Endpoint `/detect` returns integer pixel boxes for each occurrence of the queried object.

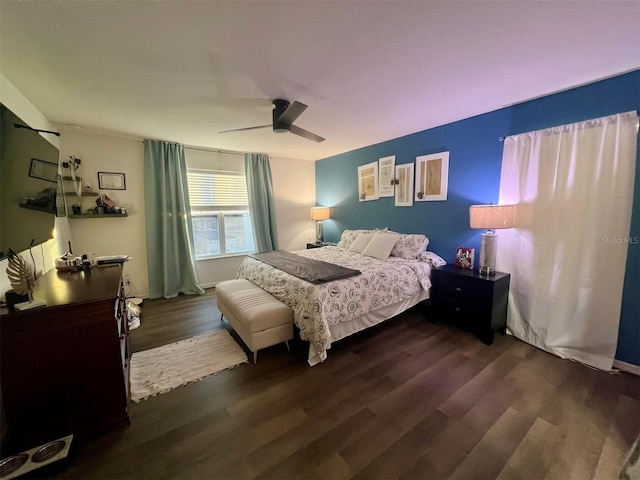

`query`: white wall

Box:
[270,156,317,249]
[0,76,60,149]
[0,74,71,300]
[57,129,148,297]
[188,150,316,288]
[58,132,316,294]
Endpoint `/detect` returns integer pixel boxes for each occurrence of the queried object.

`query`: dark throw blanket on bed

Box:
[250,250,360,284]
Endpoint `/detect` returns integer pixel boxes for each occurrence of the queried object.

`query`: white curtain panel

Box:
[497,111,638,370]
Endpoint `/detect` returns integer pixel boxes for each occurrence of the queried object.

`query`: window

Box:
[187,169,255,259]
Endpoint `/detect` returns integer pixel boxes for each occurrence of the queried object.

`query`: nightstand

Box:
[430,265,510,345]
[306,242,324,249]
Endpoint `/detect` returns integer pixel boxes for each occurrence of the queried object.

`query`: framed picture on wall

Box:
[394,163,414,207]
[415,151,449,201]
[28,158,58,183]
[98,172,126,190]
[378,155,396,197]
[358,161,379,202]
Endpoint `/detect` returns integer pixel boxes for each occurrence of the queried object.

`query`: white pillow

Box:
[349,233,373,253]
[417,251,447,267]
[361,232,401,260]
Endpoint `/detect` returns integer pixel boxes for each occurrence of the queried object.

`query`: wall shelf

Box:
[18,203,57,214]
[62,176,124,216]
[69,213,128,219]
[65,192,99,197]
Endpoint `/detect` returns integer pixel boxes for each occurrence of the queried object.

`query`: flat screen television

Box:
[0,104,64,259]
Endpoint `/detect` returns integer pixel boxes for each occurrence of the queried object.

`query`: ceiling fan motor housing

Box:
[218,98,323,142]
[272,99,291,133]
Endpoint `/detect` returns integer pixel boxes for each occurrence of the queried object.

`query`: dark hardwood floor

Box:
[43,289,638,480]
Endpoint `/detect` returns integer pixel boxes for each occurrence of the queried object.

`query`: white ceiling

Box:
[1,1,638,161]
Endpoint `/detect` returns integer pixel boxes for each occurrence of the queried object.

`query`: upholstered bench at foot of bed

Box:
[215,279,293,364]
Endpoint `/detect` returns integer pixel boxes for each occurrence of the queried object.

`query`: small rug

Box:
[130,330,248,402]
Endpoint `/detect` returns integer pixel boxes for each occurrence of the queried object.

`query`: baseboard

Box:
[124,286,215,300]
[613,359,640,376]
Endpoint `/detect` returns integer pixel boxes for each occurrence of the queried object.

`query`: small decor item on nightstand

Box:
[455,247,475,269]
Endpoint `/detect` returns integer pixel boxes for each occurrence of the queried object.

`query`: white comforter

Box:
[237,246,431,364]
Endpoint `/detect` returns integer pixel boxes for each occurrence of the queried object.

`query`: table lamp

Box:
[469,204,516,275]
[310,207,330,243]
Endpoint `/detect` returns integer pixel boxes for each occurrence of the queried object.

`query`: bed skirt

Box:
[308,288,430,366]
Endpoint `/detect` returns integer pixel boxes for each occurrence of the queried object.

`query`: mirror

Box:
[0,104,63,259]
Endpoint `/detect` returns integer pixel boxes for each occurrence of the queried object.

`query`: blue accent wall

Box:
[315,70,639,366]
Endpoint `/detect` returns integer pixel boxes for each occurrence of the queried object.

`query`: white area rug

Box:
[130,330,248,402]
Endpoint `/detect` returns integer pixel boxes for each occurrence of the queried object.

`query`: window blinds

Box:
[187,170,248,208]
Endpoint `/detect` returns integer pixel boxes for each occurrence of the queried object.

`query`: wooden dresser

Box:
[0,265,130,453]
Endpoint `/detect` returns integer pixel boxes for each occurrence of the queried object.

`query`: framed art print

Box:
[358,161,379,202]
[378,155,396,198]
[394,162,414,207]
[415,151,449,201]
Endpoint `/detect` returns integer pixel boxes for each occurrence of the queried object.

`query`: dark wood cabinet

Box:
[0,265,130,453]
[306,242,324,249]
[430,265,510,345]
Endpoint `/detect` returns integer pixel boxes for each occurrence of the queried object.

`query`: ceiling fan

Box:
[219,99,325,143]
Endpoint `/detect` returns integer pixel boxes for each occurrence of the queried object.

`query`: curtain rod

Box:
[140,139,245,157]
[184,145,245,156]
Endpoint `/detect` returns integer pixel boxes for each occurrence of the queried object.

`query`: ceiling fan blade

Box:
[277,101,308,125]
[289,124,325,143]
[218,124,271,134]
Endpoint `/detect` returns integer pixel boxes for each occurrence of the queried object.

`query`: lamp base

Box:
[479,266,495,276]
[479,231,498,275]
[315,221,324,243]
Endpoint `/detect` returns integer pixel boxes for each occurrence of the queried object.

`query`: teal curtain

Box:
[244,153,279,252]
[144,140,204,299]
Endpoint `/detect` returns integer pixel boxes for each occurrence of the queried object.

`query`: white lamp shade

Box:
[469,204,516,230]
[310,207,330,221]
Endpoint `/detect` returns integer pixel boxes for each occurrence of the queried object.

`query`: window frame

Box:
[187,169,255,260]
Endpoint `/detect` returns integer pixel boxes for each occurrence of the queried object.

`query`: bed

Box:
[236,229,441,365]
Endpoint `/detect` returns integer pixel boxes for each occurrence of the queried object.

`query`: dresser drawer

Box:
[433,272,490,302]
[432,295,498,345]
